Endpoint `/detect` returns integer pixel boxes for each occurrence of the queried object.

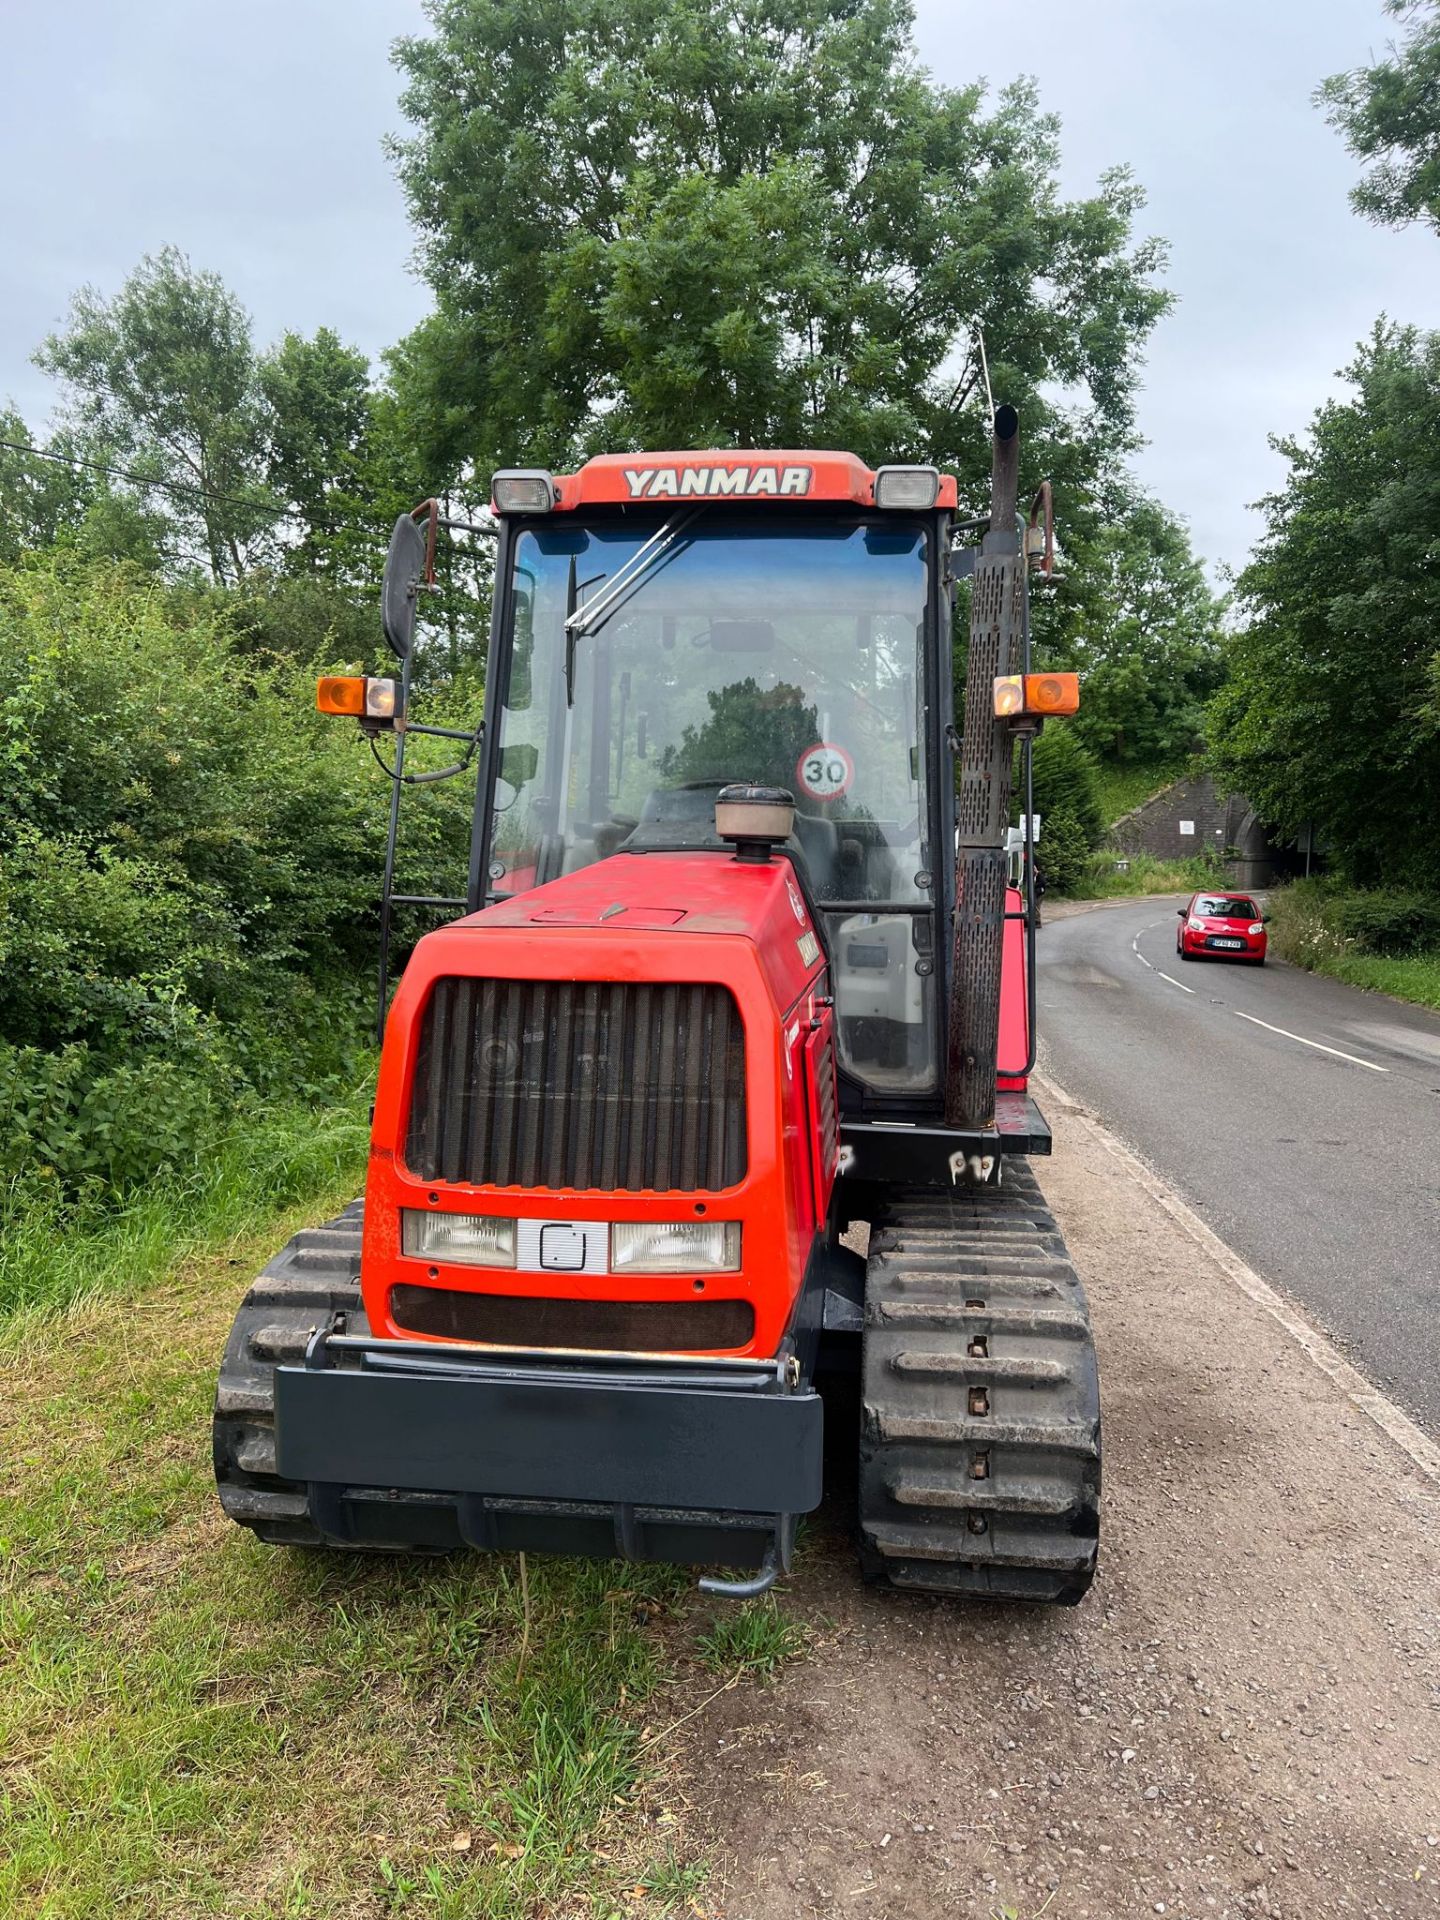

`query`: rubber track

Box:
[859,1161,1100,1603]
[212,1201,366,1546]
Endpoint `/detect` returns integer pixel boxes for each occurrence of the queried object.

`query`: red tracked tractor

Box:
[214,408,1100,1602]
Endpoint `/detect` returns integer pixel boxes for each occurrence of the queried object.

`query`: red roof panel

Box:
[547,449,958,511]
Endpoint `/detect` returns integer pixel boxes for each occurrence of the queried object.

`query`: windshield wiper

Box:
[564,505,702,652]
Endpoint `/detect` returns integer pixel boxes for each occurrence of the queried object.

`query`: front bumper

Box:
[273,1334,823,1571]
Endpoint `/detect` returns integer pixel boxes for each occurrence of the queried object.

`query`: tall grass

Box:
[0,1086,370,1325]
[1057,850,1225,900]
[0,1223,765,1917]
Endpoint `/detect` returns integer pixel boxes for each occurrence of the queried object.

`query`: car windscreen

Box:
[1196,897,1257,919]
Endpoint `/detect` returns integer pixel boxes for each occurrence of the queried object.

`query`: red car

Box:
[1176,891,1268,965]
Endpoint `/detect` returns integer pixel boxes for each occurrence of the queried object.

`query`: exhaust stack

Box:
[946,405,1025,1129]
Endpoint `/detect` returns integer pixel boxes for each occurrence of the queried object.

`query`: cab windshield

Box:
[489,513,938,1091]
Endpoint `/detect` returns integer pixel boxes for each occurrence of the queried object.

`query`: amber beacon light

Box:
[993,671,1080,719]
[316,675,398,723]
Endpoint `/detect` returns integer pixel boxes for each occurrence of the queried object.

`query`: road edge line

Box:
[1033,1067,1440,1488]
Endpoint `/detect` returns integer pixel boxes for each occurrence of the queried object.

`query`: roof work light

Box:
[993,672,1080,719]
[491,468,557,513]
[873,465,940,510]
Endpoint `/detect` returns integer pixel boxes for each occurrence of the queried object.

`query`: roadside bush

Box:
[1268,879,1440,964]
[0,552,474,1209]
[1266,878,1440,1010]
[1330,889,1440,955]
[1068,849,1226,900]
[1019,727,1104,895]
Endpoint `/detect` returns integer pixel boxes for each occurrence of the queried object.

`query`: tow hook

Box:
[698,1545,780,1600]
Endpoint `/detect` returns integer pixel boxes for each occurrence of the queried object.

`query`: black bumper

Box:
[272,1336,823,1570]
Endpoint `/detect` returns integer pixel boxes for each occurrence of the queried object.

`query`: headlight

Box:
[1188,916,1205,932]
[364,677,397,720]
[1249,922,1264,936]
[610,1221,741,1274]
[402,1210,516,1267]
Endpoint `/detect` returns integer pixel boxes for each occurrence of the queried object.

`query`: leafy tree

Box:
[1320,2,1440,235]
[36,248,279,583]
[662,678,820,789]
[71,487,170,572]
[35,250,393,590]
[1040,486,1227,766]
[1208,322,1440,889]
[258,327,377,580]
[0,410,91,564]
[389,0,1170,496]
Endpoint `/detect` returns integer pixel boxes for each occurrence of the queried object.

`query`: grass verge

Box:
[0,1088,371,1322]
[0,1196,805,1917]
[1265,881,1440,1012]
[1293,950,1440,1008]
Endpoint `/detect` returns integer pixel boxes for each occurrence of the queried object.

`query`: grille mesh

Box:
[814,1028,838,1172]
[405,978,747,1192]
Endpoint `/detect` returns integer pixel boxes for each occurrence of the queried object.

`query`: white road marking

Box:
[1134,924,1194,992]
[1233,1010,1388,1072]
[1034,1069,1440,1487]
[1135,923,1389,1049]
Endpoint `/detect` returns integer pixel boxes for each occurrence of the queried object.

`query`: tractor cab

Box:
[482,452,955,1099]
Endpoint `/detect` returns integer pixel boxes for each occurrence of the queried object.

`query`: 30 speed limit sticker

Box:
[796,742,854,801]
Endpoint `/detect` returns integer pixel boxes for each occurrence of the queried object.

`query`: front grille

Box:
[390,1284,754,1352]
[405,978,747,1192]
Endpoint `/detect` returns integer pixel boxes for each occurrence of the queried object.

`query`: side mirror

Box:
[382,508,432,660]
[1176,907,1185,918]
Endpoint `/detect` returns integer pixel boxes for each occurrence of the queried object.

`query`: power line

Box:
[3,434,501,551]
[2,433,500,568]
[0,433,330,526]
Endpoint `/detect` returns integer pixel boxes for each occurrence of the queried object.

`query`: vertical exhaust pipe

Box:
[946,405,1024,1129]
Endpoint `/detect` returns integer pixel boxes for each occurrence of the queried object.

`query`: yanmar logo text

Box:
[624,464,813,500]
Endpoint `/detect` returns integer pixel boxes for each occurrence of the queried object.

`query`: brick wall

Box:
[1109,774,1281,887]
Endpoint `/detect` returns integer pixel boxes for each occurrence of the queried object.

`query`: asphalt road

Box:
[1036,896,1440,1433]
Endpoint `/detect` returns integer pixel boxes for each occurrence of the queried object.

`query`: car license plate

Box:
[1212,937,1243,949]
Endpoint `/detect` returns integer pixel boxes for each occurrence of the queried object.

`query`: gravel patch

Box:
[684,1099,1440,1918]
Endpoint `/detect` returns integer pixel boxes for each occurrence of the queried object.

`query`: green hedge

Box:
[1265,879,1440,1011]
[1267,879,1440,965]
[0,553,472,1210]
[1017,727,1104,896]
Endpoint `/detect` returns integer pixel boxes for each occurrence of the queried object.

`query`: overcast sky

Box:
[3,0,1437,578]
